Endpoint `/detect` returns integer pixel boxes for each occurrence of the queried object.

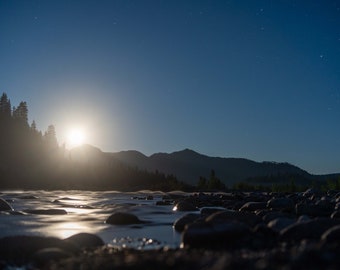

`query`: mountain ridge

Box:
[68,145,339,186]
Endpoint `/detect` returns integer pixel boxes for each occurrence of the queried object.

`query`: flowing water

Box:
[0,190,193,249]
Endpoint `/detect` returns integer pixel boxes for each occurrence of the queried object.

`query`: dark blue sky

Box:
[1,0,339,174]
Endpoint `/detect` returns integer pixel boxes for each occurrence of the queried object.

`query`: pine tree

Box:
[13,101,28,124]
[44,124,58,148]
[0,93,11,117]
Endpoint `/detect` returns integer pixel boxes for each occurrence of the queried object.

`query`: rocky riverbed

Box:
[0,188,340,269]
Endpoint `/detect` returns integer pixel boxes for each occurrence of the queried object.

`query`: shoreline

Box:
[1,188,340,269]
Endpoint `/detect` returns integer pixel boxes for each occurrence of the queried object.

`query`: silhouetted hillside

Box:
[112,148,326,186]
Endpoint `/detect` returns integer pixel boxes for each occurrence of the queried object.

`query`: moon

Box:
[67,128,86,148]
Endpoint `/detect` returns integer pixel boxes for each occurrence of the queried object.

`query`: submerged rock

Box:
[24,209,67,215]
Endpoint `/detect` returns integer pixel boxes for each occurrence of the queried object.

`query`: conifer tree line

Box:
[0,92,58,145]
[0,92,189,191]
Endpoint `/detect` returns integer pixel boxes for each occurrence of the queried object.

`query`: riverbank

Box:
[1,188,340,269]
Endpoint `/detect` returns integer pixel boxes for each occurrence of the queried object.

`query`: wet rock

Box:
[64,233,104,248]
[20,195,39,200]
[267,197,294,211]
[173,201,198,211]
[173,213,201,232]
[0,198,13,211]
[24,209,67,215]
[239,202,267,212]
[106,212,145,225]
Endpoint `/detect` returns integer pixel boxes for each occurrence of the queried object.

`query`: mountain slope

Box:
[112,148,311,185]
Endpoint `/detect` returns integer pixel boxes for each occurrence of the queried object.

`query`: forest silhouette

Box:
[0,92,189,191]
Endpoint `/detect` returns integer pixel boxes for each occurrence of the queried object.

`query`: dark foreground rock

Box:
[2,241,338,270]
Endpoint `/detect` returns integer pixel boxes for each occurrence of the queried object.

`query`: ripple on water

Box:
[0,190,184,248]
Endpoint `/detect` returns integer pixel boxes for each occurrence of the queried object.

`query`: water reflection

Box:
[0,190,183,248]
[49,222,94,239]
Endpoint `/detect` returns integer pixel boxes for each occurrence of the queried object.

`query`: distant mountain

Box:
[110,148,311,186]
[69,145,339,187]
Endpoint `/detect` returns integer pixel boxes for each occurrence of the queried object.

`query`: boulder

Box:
[64,233,104,248]
[321,225,340,244]
[182,220,252,249]
[32,248,72,267]
[280,218,340,242]
[267,198,294,211]
[106,212,145,225]
[206,210,261,227]
[267,217,296,232]
[173,213,201,232]
[239,202,267,212]
[0,235,78,263]
[173,201,198,211]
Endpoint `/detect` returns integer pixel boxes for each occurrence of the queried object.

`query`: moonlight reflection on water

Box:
[0,190,185,249]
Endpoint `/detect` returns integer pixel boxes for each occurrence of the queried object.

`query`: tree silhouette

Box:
[44,124,58,148]
[13,101,28,125]
[0,93,11,117]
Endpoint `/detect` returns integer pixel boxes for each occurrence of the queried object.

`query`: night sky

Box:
[1,0,339,174]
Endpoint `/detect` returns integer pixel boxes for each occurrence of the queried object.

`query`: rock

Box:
[173,213,201,232]
[0,198,13,211]
[239,202,267,212]
[106,212,145,225]
[303,188,322,198]
[267,217,296,232]
[24,209,67,215]
[173,201,198,211]
[32,248,72,266]
[267,198,294,211]
[200,207,226,216]
[262,211,292,223]
[321,225,340,244]
[280,218,340,242]
[296,202,333,217]
[330,210,340,219]
[297,215,312,223]
[20,195,39,199]
[206,210,262,227]
[181,220,252,249]
[64,233,104,248]
[0,236,78,263]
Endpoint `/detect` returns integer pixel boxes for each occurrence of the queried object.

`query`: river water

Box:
[0,190,194,249]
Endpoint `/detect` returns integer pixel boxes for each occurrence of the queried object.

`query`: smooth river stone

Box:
[106,212,145,225]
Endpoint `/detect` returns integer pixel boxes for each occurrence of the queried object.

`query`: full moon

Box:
[67,128,86,148]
